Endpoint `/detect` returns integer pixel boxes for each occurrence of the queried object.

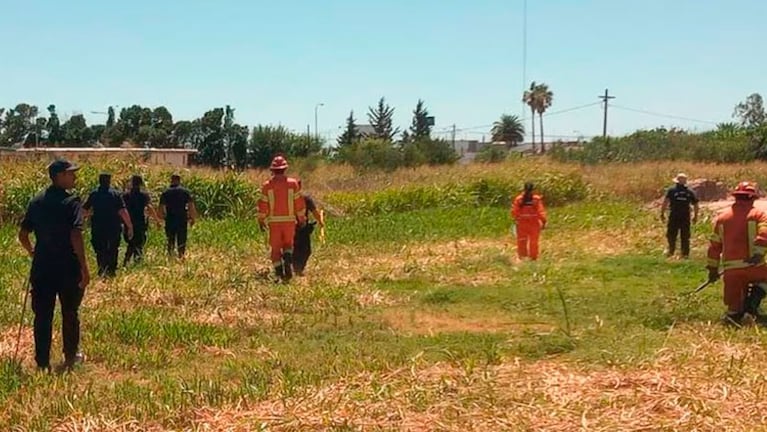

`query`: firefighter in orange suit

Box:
[511,182,547,260]
[258,156,306,281]
[707,181,767,326]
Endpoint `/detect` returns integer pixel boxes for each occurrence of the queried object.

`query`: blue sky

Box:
[1,0,765,143]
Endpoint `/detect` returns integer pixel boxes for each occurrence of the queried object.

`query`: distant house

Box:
[355,124,377,139]
[8,147,198,167]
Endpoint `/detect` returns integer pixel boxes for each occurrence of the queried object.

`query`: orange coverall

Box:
[257,175,306,267]
[707,201,767,313]
[511,193,547,260]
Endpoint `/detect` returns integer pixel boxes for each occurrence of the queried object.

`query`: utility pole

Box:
[451,124,456,151]
[599,89,615,139]
[314,103,324,144]
[521,0,527,117]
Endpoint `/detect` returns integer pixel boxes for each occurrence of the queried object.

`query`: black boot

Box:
[721,311,745,327]
[282,252,293,281]
[745,284,766,316]
[274,264,285,282]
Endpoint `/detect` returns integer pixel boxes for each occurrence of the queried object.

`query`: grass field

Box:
[1,159,767,430]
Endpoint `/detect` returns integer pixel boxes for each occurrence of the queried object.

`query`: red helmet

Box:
[733,181,758,197]
[270,155,289,170]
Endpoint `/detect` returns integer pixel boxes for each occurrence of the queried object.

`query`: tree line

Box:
[0,83,558,169]
[551,92,767,164]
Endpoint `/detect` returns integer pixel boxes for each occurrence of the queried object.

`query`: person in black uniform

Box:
[123,175,160,266]
[661,173,700,259]
[83,173,133,277]
[17,159,91,372]
[292,180,325,276]
[159,174,197,259]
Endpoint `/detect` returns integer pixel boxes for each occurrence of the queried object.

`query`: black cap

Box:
[47,159,80,178]
[99,172,112,179]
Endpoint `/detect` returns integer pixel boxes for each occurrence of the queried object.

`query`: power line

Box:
[432,101,602,135]
[542,101,602,118]
[610,104,719,125]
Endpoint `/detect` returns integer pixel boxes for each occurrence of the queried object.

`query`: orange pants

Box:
[723,265,767,312]
[268,222,296,266]
[516,223,541,260]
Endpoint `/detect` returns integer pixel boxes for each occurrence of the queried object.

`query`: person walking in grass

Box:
[83,173,133,278]
[123,174,160,266]
[510,182,547,261]
[18,159,90,372]
[258,155,306,282]
[661,173,699,259]
[159,174,197,259]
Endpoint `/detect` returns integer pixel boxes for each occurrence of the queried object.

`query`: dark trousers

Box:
[667,216,691,257]
[165,219,188,257]
[293,223,315,272]
[31,281,83,368]
[124,225,147,265]
[91,230,121,277]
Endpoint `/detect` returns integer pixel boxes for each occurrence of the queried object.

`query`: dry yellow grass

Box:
[41,325,757,432]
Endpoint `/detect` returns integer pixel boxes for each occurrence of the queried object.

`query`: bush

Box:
[326,171,588,217]
[474,146,509,163]
[337,138,458,171]
[550,128,761,164]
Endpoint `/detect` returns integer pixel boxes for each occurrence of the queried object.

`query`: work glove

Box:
[707,267,720,283]
[746,253,764,265]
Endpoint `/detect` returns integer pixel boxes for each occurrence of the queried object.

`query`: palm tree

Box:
[533,83,553,153]
[522,82,537,153]
[715,122,743,139]
[491,114,525,148]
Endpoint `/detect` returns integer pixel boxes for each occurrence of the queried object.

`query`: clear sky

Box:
[1,0,765,143]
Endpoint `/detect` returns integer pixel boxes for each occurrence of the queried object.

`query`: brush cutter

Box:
[688,270,724,295]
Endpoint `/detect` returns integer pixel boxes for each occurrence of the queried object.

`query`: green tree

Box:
[192,108,226,167]
[230,124,249,169]
[522,81,537,153]
[367,97,400,142]
[46,105,63,145]
[89,124,106,144]
[491,114,525,147]
[170,120,194,148]
[409,99,432,141]
[223,105,249,168]
[1,103,39,147]
[336,110,359,149]
[533,83,553,153]
[248,125,321,168]
[61,114,89,146]
[152,106,174,131]
[734,93,766,128]
[106,106,116,128]
[416,138,458,165]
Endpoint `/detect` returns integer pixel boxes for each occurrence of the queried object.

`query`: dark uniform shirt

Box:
[20,186,84,283]
[665,184,698,219]
[83,187,126,233]
[123,190,151,229]
[160,185,193,222]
